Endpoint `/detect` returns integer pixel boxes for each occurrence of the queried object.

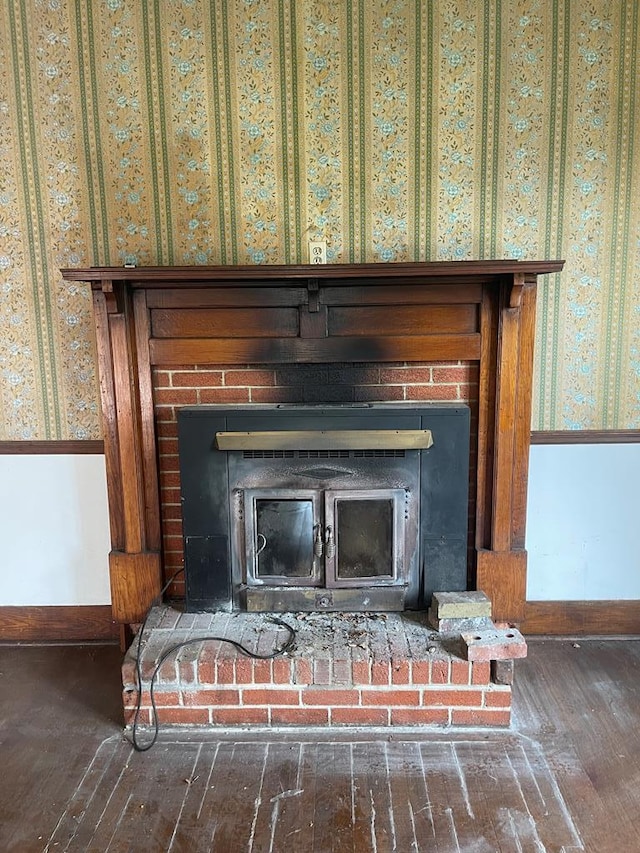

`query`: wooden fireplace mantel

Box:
[62,260,564,624]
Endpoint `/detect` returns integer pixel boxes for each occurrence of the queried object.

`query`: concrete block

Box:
[461,627,527,662]
[432,591,492,620]
[491,659,516,685]
[427,610,495,634]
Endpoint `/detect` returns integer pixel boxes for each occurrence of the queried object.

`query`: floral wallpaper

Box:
[0,0,638,439]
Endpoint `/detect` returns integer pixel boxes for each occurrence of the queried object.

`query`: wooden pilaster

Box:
[475,272,535,621]
[93,281,161,623]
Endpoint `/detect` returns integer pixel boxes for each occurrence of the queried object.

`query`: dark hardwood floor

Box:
[0,638,638,852]
[513,638,640,852]
[0,644,123,852]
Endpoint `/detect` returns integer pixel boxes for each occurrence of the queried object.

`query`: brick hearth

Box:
[124,607,511,729]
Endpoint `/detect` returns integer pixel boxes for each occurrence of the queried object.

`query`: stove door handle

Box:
[255,533,267,557]
[325,525,335,560]
[314,524,324,558]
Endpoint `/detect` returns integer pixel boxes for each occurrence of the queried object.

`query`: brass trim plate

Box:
[216,429,433,451]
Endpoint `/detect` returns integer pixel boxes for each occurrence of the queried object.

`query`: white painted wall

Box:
[526,442,640,600]
[0,443,638,606]
[0,454,111,605]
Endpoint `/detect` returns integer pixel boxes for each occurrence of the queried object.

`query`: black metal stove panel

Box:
[178,404,470,612]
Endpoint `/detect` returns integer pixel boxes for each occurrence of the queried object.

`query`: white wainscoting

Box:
[0,444,638,606]
[526,442,640,600]
[0,454,110,605]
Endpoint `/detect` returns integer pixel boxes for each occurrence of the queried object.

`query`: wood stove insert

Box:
[177,403,470,612]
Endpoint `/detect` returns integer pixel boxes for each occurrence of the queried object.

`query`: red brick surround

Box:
[153,361,479,595]
[124,608,511,729]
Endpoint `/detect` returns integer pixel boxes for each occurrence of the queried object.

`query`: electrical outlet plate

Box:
[309,240,327,264]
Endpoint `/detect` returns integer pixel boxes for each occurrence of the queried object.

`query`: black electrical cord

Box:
[129,570,296,752]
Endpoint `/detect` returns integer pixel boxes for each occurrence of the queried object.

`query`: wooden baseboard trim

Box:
[530,430,640,445]
[0,440,105,455]
[0,605,118,642]
[522,600,640,635]
[2,601,637,640]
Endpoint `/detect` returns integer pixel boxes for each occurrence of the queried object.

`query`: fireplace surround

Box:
[61,259,564,628]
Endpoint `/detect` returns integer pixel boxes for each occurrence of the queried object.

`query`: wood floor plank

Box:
[38,734,595,852]
[44,738,131,852]
[384,741,429,852]
[249,741,307,853]
[264,742,307,851]
[419,741,475,850]
[0,646,123,853]
[467,740,557,853]
[164,742,224,853]
[308,742,354,853]
[199,740,272,852]
[514,639,640,851]
[327,743,357,853]
[449,742,504,852]
[348,742,383,850]
[107,743,204,853]
[222,742,270,851]
[362,741,399,851]
[396,741,439,851]
[344,742,372,852]
[508,741,584,851]
[65,743,138,851]
[282,741,320,852]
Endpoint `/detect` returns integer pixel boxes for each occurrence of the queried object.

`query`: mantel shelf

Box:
[62,258,564,285]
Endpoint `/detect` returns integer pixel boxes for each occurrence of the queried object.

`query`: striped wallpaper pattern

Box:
[0,0,638,438]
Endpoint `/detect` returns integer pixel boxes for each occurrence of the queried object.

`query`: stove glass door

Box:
[245,490,321,586]
[324,489,405,588]
[244,488,406,592]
